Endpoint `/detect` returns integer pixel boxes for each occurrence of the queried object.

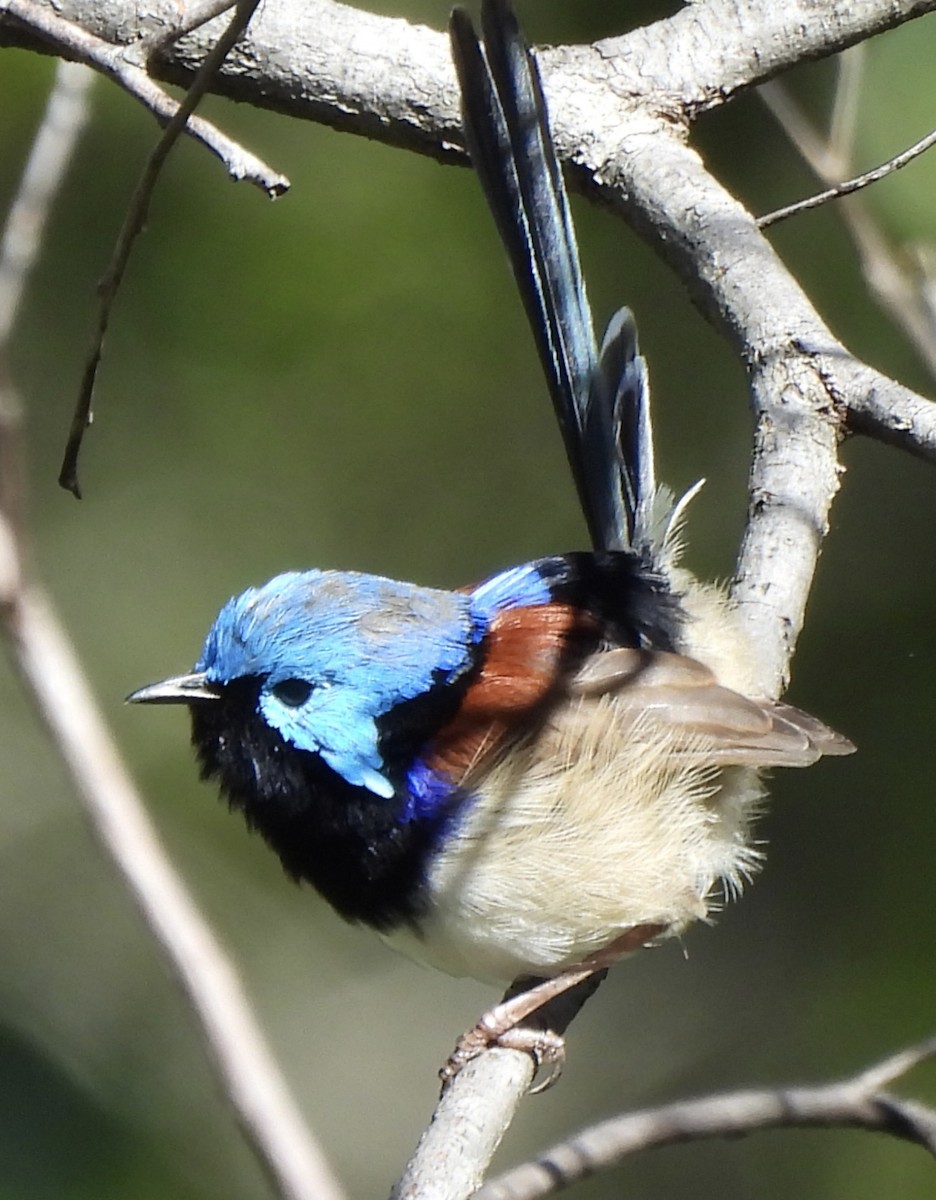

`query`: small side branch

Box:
[478,1036,936,1200]
[820,354,936,461]
[2,0,288,195]
[759,74,936,384]
[758,122,936,229]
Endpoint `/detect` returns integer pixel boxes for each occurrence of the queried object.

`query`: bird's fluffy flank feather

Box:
[387,697,764,983]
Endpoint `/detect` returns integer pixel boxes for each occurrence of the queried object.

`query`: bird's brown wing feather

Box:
[570,647,855,767]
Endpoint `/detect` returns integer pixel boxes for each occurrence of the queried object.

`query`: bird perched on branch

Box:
[130,0,852,1087]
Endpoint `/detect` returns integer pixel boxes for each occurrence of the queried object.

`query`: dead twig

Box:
[478,1036,936,1200]
[57,0,284,498]
[759,70,936,383]
[758,122,936,229]
[1,0,288,196]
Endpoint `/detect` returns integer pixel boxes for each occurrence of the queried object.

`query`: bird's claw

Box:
[439,1023,566,1095]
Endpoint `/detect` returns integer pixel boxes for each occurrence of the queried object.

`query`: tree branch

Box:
[569,120,847,695]
[761,76,936,385]
[0,61,342,1200]
[826,355,936,460]
[0,0,289,194]
[476,1036,936,1200]
[5,3,936,1197]
[3,2,936,156]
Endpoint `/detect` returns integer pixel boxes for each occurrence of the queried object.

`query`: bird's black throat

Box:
[189,677,465,932]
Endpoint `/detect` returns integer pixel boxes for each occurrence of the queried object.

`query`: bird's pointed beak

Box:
[127,672,221,705]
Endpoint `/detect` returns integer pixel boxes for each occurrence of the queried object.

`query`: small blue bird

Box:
[130,0,852,1083]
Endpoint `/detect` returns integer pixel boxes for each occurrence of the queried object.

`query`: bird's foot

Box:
[438,968,588,1095]
[438,925,667,1096]
[440,1015,566,1095]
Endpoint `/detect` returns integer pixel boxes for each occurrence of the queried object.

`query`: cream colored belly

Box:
[383,697,763,984]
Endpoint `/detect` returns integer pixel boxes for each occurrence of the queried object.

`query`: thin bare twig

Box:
[478,1036,936,1200]
[762,53,936,380]
[58,0,277,498]
[760,79,936,383]
[1,0,289,196]
[758,121,936,228]
[0,60,344,1200]
[759,60,936,452]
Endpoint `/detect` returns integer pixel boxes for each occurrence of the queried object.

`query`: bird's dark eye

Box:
[270,678,313,707]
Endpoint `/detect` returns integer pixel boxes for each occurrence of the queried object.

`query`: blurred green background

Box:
[1,1,935,1197]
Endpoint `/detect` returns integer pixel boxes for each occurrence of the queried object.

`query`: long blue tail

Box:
[449,0,657,555]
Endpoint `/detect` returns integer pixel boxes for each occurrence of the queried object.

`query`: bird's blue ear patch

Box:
[198,568,484,802]
[259,681,396,799]
[469,562,552,619]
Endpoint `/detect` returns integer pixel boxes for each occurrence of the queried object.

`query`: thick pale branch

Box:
[0,55,339,1200]
[565,0,936,121]
[1,582,346,1200]
[3,2,936,154]
[392,1051,535,1200]
[393,976,607,1200]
